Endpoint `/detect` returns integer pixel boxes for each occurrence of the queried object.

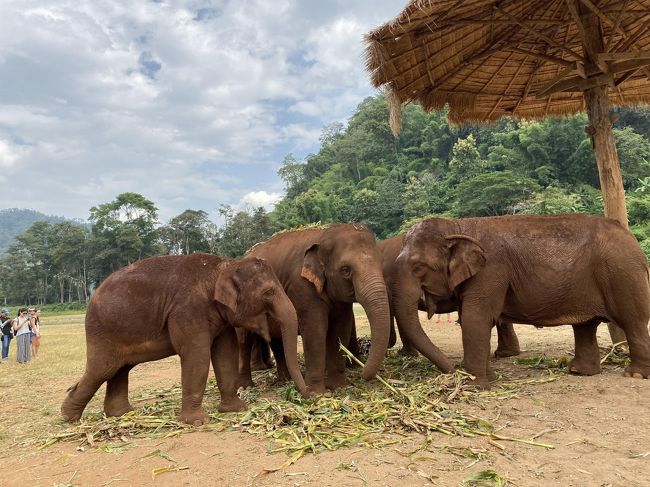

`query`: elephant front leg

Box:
[299,306,329,395]
[236,331,255,389]
[569,321,601,376]
[269,338,290,383]
[459,306,494,389]
[494,322,521,358]
[178,337,212,425]
[325,306,353,390]
[212,327,248,413]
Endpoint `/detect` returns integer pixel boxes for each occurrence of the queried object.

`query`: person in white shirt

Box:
[13,308,33,364]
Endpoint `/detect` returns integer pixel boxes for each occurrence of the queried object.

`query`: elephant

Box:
[241,224,391,394]
[61,254,308,425]
[377,235,521,366]
[399,214,650,388]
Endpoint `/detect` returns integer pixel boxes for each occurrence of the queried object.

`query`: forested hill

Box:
[0,208,68,253]
[271,95,650,253]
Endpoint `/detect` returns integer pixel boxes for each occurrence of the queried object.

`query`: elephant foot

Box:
[104,401,134,418]
[465,377,491,390]
[624,364,650,379]
[568,358,601,376]
[218,397,248,413]
[325,373,348,391]
[494,347,520,358]
[61,403,83,423]
[251,360,274,372]
[399,346,419,357]
[178,408,210,426]
[306,382,328,395]
[237,376,255,389]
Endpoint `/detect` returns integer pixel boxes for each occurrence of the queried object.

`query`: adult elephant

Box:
[378,235,521,364]
[399,214,650,388]
[243,224,391,394]
[61,254,307,425]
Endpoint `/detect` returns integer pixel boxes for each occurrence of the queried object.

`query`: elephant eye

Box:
[412,263,427,276]
[340,266,351,278]
[263,288,275,300]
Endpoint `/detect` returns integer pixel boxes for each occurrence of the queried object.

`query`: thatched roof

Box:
[365,0,650,132]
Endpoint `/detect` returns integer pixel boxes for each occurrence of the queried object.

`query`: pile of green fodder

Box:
[41,349,560,469]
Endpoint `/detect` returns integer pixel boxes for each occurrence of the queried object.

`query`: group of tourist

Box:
[1,307,41,364]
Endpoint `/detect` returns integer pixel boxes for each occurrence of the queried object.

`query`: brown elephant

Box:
[378,235,521,366]
[61,254,307,425]
[399,214,650,388]
[242,224,391,394]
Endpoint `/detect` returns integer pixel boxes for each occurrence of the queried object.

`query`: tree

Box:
[89,193,161,278]
[159,209,217,255]
[454,172,540,217]
[448,134,486,181]
[217,206,275,258]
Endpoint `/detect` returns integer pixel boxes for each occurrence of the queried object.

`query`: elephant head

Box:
[214,257,308,396]
[399,221,486,317]
[300,224,390,380]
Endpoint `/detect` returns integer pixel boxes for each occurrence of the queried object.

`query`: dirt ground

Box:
[1,311,649,487]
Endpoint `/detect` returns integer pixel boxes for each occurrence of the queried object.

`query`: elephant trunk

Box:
[354,273,391,380]
[392,278,454,373]
[272,293,309,397]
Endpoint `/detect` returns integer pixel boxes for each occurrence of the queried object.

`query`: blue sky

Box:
[0,0,405,223]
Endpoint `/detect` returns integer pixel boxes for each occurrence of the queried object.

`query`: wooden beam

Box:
[565,0,594,57]
[536,64,581,97]
[578,0,627,38]
[536,72,615,97]
[432,18,569,27]
[504,47,574,67]
[605,0,630,51]
[494,6,585,62]
[596,51,650,62]
[606,57,650,75]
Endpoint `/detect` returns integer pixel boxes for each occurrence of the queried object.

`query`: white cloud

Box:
[0,0,406,221]
[237,191,282,211]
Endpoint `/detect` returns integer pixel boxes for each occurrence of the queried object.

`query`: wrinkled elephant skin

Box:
[400,214,650,388]
[244,224,391,394]
[61,254,307,424]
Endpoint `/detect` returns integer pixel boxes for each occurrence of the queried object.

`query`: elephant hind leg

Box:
[569,320,601,376]
[61,364,122,422]
[617,319,650,379]
[494,322,521,358]
[104,365,135,417]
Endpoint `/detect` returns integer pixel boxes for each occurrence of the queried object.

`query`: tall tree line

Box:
[1,94,648,304]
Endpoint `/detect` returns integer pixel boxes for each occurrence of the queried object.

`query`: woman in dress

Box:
[12,308,32,364]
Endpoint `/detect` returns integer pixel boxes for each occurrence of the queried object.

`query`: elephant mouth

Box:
[422,287,445,299]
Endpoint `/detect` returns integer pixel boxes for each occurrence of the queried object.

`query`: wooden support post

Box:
[580,7,628,345]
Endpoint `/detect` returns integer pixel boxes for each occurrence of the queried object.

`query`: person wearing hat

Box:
[12,308,32,364]
[1,308,12,363]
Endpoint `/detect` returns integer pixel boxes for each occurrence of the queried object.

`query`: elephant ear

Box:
[214,263,239,313]
[446,235,486,290]
[301,243,325,293]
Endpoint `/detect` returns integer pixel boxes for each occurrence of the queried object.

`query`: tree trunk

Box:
[580,8,628,345]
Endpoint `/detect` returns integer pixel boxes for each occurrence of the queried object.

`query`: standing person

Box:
[12,308,32,364]
[1,308,12,363]
[31,309,41,359]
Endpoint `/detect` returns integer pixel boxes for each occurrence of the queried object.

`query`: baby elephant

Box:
[61,254,307,425]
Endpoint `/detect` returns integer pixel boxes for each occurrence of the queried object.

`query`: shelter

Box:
[365,0,650,228]
[365,0,650,343]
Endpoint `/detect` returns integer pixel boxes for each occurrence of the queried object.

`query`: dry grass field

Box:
[1,310,649,487]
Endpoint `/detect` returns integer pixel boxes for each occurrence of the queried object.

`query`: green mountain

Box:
[0,208,69,253]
